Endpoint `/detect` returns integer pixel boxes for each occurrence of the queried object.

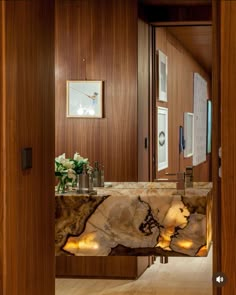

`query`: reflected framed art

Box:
[184,112,194,158]
[207,100,212,154]
[157,50,168,102]
[157,107,168,171]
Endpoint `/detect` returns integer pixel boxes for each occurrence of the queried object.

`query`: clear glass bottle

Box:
[100,164,104,187]
[79,163,89,193]
[88,167,94,192]
[93,161,101,187]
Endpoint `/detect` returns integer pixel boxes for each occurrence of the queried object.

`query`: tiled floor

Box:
[55,247,212,295]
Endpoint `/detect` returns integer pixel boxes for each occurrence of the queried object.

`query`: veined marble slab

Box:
[55,182,212,257]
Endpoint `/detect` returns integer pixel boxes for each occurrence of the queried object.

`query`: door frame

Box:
[149,11,221,295]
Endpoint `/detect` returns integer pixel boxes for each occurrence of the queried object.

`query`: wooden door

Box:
[0,1,55,294]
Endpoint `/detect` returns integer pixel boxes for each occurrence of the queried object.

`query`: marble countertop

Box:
[102,181,213,189]
[55,181,212,197]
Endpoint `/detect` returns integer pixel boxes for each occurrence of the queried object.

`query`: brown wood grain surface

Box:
[138,19,150,181]
[220,1,236,294]
[0,0,55,294]
[0,1,233,294]
[155,27,211,181]
[167,26,212,73]
[55,0,138,182]
[56,256,150,279]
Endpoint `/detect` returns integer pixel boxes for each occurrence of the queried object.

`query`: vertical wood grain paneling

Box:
[220,1,236,294]
[138,19,150,181]
[155,27,211,180]
[167,26,212,74]
[1,1,55,294]
[55,0,138,181]
[56,256,150,279]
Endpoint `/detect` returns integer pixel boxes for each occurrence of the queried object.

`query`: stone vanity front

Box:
[55,182,212,257]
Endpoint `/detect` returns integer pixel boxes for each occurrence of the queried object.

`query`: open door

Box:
[0,1,55,294]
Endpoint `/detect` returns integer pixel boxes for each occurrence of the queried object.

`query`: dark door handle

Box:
[144,137,148,149]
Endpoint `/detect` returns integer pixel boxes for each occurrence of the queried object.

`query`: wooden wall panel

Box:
[1,1,55,294]
[138,19,150,181]
[220,1,236,294]
[155,27,211,181]
[56,256,150,279]
[55,0,138,181]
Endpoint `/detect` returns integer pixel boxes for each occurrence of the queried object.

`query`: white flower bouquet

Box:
[55,152,91,193]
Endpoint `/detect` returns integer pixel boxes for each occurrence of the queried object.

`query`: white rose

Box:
[63,160,74,169]
[55,153,66,164]
[74,152,84,162]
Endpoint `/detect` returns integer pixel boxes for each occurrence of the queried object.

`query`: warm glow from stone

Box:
[196,245,208,256]
[63,233,99,252]
[177,240,193,249]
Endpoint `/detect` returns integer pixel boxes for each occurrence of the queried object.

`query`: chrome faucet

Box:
[155,172,185,194]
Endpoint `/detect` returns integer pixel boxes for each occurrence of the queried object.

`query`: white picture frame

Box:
[66,80,103,118]
[157,107,168,171]
[158,50,168,102]
[207,100,212,154]
[184,112,194,158]
[193,73,207,165]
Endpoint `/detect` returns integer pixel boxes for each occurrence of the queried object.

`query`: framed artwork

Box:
[66,80,103,118]
[193,73,207,166]
[207,100,212,154]
[157,107,168,171]
[184,112,194,158]
[157,50,168,102]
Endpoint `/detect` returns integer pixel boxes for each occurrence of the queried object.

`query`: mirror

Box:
[55,22,213,184]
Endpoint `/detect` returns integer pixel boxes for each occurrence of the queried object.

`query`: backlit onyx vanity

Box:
[55,182,212,278]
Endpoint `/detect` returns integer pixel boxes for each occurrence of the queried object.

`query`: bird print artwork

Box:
[67,81,103,118]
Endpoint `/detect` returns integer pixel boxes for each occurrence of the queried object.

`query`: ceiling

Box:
[166,26,212,73]
[139,0,211,6]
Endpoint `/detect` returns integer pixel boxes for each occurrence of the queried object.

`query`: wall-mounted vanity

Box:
[55,182,212,277]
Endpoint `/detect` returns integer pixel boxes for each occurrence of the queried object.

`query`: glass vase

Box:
[57,177,67,193]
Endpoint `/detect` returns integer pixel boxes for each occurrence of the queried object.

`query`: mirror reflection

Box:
[155,26,212,183]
